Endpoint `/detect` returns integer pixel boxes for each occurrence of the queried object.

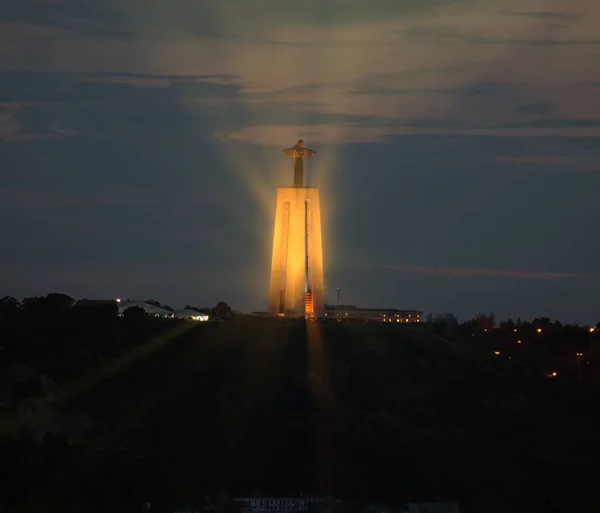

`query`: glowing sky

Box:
[2,0,600,322]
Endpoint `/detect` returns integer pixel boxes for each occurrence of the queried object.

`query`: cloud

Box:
[401,26,600,46]
[501,11,584,23]
[1,0,599,149]
[0,71,250,142]
[497,154,600,171]
[0,101,79,141]
[384,264,589,280]
[1,0,462,38]
[518,103,556,116]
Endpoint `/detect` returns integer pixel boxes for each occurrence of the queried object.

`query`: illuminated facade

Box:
[268,140,324,318]
[268,187,325,318]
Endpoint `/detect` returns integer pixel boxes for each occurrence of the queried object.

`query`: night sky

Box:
[1,0,599,323]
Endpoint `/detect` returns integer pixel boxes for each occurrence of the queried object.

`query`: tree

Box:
[123,306,147,322]
[499,318,515,332]
[21,293,74,318]
[472,312,495,332]
[211,302,233,320]
[0,296,20,316]
[72,300,118,324]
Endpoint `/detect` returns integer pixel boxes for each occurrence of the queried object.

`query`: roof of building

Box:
[118,301,173,316]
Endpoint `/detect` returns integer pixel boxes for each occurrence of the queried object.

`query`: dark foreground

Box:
[2,314,600,513]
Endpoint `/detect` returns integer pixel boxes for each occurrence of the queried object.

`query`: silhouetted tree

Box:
[123,306,147,322]
[499,318,515,332]
[72,300,118,324]
[0,296,20,316]
[211,302,233,320]
[472,312,495,332]
[21,293,74,318]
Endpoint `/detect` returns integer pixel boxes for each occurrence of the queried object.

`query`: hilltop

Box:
[2,310,600,513]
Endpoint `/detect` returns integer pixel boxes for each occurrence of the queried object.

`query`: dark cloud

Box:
[1,0,462,39]
[2,0,600,323]
[384,264,589,280]
[518,103,556,116]
[401,26,600,46]
[501,11,584,23]
[500,118,600,129]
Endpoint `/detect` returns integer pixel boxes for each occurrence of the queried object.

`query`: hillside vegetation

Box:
[2,309,600,513]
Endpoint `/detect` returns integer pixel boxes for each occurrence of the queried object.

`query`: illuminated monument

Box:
[268,140,325,318]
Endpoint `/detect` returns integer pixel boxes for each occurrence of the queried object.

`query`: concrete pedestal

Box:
[268,187,325,318]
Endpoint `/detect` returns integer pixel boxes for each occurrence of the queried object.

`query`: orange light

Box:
[494,351,500,355]
[550,371,557,377]
[513,329,517,332]
[590,327,596,333]
[517,340,522,344]
[537,328,542,333]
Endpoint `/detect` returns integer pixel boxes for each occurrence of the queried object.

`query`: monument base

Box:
[268,187,324,318]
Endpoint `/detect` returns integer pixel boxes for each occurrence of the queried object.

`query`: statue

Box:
[282,139,317,187]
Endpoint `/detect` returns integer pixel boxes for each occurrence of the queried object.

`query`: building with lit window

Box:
[324,305,422,323]
[116,300,174,318]
[233,495,322,513]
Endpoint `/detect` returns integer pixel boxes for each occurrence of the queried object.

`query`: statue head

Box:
[296,139,304,148]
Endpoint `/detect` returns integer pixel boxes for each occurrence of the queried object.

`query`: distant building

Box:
[403,502,460,513]
[363,503,391,513]
[174,309,209,321]
[117,300,173,318]
[324,305,422,323]
[233,495,323,513]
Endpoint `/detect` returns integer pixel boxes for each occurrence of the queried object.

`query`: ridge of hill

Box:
[2,315,600,513]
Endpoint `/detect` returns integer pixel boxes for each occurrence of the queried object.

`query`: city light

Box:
[517,340,522,344]
[537,328,542,333]
[494,351,501,355]
[549,371,558,378]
